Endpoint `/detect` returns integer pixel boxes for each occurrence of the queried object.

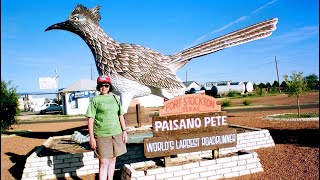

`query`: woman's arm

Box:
[88,117,96,149]
[119,115,128,143]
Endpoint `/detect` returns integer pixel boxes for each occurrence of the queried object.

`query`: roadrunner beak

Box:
[45,21,73,31]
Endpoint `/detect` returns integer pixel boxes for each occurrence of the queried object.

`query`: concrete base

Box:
[22,125,274,180]
[122,151,263,180]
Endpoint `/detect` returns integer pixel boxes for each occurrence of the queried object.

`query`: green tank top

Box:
[85,94,124,137]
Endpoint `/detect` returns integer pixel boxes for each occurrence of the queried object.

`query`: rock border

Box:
[122,150,263,180]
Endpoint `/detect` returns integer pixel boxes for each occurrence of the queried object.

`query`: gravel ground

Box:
[1,92,319,180]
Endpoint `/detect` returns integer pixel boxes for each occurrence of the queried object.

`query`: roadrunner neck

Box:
[76,24,121,76]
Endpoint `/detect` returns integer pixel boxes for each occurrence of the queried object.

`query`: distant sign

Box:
[39,77,58,90]
[68,91,95,102]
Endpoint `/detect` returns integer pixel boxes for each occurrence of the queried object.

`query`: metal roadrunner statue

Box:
[45,4,278,113]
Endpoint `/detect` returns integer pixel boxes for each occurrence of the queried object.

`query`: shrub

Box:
[227,90,238,97]
[255,87,263,96]
[221,99,232,107]
[242,99,253,106]
[1,80,20,133]
[270,86,278,94]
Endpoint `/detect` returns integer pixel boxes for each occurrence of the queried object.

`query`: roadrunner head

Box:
[45,4,116,76]
[45,4,101,34]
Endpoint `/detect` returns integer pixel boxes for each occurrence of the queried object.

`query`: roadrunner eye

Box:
[72,16,79,21]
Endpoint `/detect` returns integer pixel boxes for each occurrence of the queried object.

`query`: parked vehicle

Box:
[31,103,62,114]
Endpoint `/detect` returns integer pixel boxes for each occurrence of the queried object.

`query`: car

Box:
[31,103,62,114]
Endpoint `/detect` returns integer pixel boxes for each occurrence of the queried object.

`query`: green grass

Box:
[273,113,319,118]
[31,114,84,120]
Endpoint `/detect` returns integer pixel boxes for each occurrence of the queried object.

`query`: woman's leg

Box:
[107,157,117,180]
[99,158,108,180]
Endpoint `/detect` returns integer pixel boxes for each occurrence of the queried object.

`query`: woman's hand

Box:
[89,137,97,150]
[122,131,128,143]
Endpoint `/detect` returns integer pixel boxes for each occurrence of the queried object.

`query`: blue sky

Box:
[2,0,319,94]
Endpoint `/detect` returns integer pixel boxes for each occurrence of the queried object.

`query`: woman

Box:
[86,75,128,180]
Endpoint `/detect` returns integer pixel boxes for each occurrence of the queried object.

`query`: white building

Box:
[60,79,166,115]
[60,79,97,115]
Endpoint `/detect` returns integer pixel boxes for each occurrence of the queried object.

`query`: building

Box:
[60,79,97,115]
[60,79,166,115]
[183,81,202,92]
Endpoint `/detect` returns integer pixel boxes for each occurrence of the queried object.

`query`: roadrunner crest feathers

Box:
[45,4,278,113]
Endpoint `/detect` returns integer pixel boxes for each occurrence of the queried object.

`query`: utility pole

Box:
[185,70,188,82]
[54,68,60,103]
[54,68,59,88]
[275,56,281,93]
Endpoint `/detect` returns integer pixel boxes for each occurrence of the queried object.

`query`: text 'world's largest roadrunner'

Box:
[46,4,278,113]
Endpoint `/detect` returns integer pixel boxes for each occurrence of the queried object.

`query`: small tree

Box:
[280,81,288,91]
[255,87,263,96]
[303,73,319,90]
[265,82,271,93]
[283,71,308,117]
[272,80,279,88]
[270,86,278,94]
[258,82,266,89]
[1,80,20,133]
[272,80,280,93]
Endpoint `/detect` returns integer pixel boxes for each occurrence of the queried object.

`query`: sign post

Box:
[143,94,237,165]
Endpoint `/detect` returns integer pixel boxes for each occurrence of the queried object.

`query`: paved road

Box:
[17,117,87,124]
[17,103,318,124]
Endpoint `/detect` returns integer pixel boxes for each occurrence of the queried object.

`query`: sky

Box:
[1,0,319,94]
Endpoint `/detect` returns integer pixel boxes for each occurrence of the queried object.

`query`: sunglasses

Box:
[99,84,110,88]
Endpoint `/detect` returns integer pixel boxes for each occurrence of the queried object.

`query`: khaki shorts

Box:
[94,133,127,158]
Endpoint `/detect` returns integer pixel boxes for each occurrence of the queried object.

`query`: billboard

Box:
[39,77,58,90]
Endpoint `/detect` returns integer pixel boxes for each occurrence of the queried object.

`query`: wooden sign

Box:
[143,94,237,159]
[144,128,237,158]
[159,94,221,116]
[152,112,228,137]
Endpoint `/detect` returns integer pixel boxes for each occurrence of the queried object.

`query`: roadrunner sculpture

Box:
[46,4,278,113]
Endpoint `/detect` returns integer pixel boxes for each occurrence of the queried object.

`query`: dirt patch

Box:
[38,138,91,157]
[37,126,254,157]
